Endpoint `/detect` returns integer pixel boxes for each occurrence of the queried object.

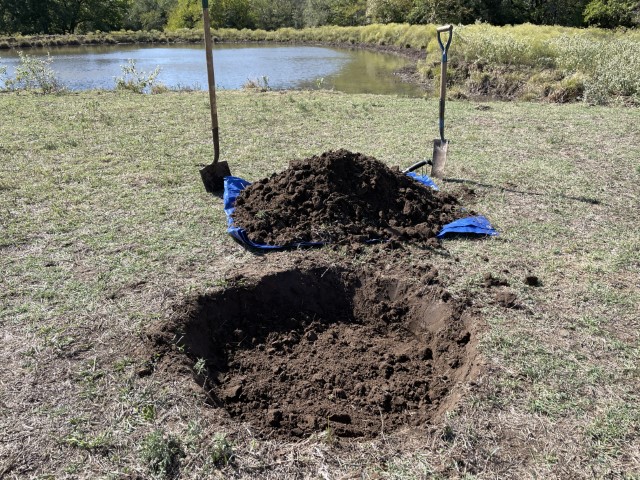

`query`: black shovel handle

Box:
[403,160,430,173]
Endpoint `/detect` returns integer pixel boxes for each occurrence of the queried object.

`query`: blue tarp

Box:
[436,215,498,239]
[224,174,497,250]
[406,171,439,190]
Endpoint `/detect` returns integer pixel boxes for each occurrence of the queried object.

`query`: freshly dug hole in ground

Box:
[232,149,467,246]
[151,262,481,440]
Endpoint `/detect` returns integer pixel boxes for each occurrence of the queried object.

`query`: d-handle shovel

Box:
[199,0,231,193]
[431,24,453,179]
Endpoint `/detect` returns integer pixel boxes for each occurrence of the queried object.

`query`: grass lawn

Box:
[0,90,638,478]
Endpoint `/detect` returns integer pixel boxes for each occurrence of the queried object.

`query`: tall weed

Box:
[554,36,640,104]
[587,42,640,104]
[451,23,556,68]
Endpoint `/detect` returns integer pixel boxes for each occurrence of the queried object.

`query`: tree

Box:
[331,0,367,25]
[251,0,304,30]
[166,0,201,29]
[366,0,412,22]
[53,0,129,33]
[407,0,485,24]
[210,0,256,29]
[480,0,529,25]
[525,0,590,26]
[0,0,127,34]
[583,0,639,26]
[303,0,332,25]
[0,0,57,34]
[125,0,177,31]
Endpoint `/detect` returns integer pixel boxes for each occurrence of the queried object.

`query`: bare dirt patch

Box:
[231,149,467,246]
[149,259,481,440]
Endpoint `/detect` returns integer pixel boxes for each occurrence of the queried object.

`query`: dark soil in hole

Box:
[150,262,480,440]
[231,149,467,246]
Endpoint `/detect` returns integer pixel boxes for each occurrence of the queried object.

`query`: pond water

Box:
[0,43,424,96]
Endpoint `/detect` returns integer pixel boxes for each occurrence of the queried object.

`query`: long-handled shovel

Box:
[199,0,231,193]
[431,24,453,179]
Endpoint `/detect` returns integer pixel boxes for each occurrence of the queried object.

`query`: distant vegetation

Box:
[1,23,638,105]
[0,0,638,35]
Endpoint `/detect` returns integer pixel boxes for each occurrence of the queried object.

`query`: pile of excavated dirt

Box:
[149,260,481,440]
[231,149,467,246]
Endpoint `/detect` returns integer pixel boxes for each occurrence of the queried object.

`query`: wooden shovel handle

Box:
[437,25,453,142]
[202,0,220,165]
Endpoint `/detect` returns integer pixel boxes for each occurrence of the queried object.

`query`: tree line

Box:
[1,0,638,35]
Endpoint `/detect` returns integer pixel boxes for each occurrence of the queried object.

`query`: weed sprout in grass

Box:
[193,357,207,376]
[140,429,184,477]
[115,59,162,94]
[209,433,233,467]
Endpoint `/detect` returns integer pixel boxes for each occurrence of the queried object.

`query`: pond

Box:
[0,43,424,96]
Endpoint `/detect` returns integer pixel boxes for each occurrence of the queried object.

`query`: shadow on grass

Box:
[444,178,602,206]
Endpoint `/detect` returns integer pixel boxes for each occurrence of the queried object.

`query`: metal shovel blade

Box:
[431,139,448,179]
[200,161,231,193]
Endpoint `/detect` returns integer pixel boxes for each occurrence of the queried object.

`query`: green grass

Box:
[0,90,638,478]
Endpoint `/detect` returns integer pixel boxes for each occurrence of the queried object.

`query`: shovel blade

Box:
[431,139,448,179]
[200,161,231,193]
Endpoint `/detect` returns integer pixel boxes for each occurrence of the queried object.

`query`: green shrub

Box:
[0,60,7,83]
[115,59,162,94]
[554,35,640,104]
[3,52,65,94]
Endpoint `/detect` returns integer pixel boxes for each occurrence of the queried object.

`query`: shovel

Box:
[431,24,453,180]
[199,0,231,193]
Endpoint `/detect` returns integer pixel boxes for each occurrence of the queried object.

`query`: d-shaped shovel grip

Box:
[436,24,453,61]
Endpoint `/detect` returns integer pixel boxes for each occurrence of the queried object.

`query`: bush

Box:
[0,60,6,85]
[554,35,640,104]
[3,52,65,94]
[115,59,162,93]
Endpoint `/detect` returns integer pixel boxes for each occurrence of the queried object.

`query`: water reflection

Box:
[0,43,423,96]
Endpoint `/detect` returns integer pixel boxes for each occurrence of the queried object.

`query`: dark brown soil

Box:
[231,149,466,246]
[149,259,481,440]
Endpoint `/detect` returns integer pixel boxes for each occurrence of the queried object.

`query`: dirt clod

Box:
[525,275,542,287]
[483,273,509,288]
[231,149,466,246]
[495,290,519,308]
